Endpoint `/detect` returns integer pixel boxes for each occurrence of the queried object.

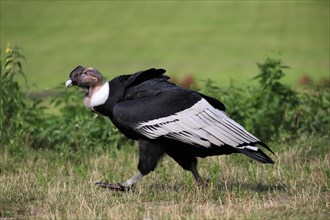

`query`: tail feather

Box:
[258,142,276,156]
[236,148,275,164]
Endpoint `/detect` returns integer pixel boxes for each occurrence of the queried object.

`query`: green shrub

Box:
[0,46,129,156]
[0,46,28,147]
[200,57,329,141]
[1,46,328,153]
[43,85,131,152]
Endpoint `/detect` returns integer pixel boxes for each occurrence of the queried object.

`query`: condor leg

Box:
[95,171,143,191]
[95,140,164,191]
[190,160,206,187]
[137,140,165,176]
[166,147,206,187]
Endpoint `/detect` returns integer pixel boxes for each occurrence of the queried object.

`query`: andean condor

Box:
[65,66,275,191]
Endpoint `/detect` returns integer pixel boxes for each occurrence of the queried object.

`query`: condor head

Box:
[65,65,105,89]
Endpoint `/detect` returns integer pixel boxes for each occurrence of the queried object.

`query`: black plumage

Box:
[65,66,275,190]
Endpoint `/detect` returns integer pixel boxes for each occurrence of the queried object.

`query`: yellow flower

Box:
[6,45,13,54]
[5,65,12,71]
[5,58,13,63]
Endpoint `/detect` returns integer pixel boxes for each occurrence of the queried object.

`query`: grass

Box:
[1,134,329,219]
[1,1,329,90]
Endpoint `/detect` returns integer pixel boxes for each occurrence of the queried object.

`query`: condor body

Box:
[66,66,274,190]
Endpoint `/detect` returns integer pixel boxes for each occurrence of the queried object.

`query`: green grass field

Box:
[1,1,329,90]
[1,135,329,219]
[1,2,329,219]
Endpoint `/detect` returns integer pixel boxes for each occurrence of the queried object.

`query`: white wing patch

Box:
[134,98,260,150]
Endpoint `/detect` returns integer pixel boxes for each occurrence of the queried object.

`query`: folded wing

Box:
[113,87,270,154]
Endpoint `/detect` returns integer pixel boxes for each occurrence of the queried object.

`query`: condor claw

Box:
[95,181,131,191]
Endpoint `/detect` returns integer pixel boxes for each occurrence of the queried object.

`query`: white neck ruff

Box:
[90,82,110,107]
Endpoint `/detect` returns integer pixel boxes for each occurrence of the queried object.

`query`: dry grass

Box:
[0,135,329,219]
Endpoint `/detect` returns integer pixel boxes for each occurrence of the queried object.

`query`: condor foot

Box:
[95,181,131,191]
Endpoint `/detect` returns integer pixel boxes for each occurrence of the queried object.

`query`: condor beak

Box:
[65,79,73,87]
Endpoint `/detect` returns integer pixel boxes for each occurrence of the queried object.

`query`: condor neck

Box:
[85,82,110,108]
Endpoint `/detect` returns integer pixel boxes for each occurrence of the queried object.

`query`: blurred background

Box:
[1,1,329,90]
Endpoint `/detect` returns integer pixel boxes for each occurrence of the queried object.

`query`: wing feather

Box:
[134,98,262,150]
[218,123,244,144]
[211,124,241,146]
[217,122,248,143]
[202,126,225,146]
[222,119,259,143]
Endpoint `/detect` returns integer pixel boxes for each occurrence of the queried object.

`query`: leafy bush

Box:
[24,83,131,154]
[1,46,328,153]
[43,85,131,151]
[0,46,31,148]
[1,46,129,155]
[200,57,329,141]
